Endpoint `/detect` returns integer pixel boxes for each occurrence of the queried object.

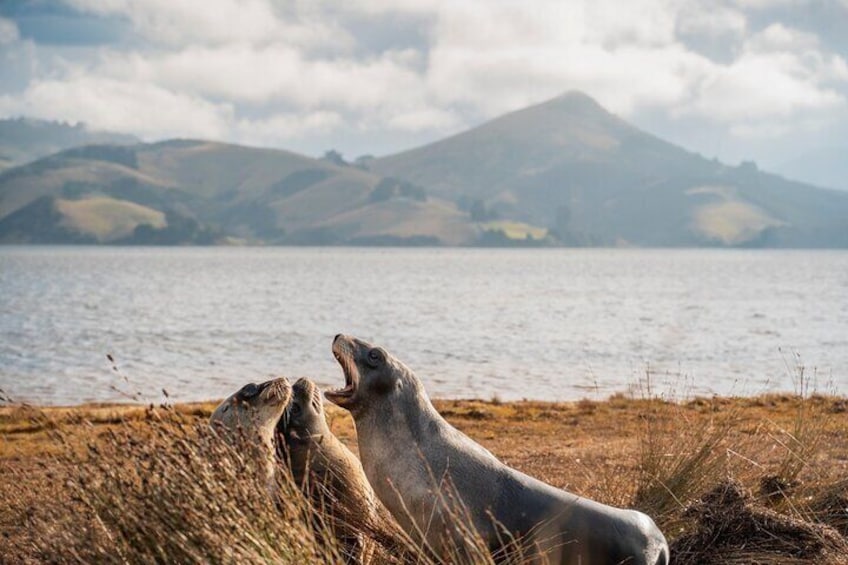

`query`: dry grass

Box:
[55,196,166,241]
[2,390,848,564]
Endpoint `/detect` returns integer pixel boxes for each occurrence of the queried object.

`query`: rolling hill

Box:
[1,92,846,247]
[0,118,137,173]
[371,91,848,247]
[0,140,472,245]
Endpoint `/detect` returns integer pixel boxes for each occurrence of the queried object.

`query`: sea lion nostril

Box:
[334,333,342,342]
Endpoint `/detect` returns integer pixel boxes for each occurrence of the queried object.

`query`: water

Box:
[1,246,846,405]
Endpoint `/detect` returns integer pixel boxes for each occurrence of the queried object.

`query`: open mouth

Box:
[325,339,358,405]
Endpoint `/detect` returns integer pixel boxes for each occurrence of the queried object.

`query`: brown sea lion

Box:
[278,377,410,563]
[326,334,670,564]
[209,377,292,489]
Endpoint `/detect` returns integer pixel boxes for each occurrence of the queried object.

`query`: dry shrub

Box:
[633,402,737,530]
[629,381,848,564]
[805,479,848,538]
[670,480,848,565]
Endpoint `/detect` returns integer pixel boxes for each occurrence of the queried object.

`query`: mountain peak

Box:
[554,90,597,104]
[542,90,610,116]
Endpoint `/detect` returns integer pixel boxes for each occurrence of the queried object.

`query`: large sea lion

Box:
[325,335,670,564]
[209,377,292,489]
[278,377,409,563]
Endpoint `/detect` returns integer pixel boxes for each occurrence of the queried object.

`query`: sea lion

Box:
[277,377,409,563]
[209,377,292,489]
[325,335,670,565]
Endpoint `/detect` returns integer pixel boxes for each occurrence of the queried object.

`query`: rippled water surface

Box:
[1,246,846,405]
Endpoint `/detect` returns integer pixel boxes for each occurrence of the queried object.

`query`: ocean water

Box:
[1,246,846,405]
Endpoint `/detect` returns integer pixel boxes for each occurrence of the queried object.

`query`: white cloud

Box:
[732,0,809,8]
[677,2,747,38]
[0,0,843,157]
[0,16,19,44]
[384,106,461,132]
[0,77,233,139]
[747,22,819,52]
[687,55,844,120]
[680,23,847,125]
[420,0,719,117]
[79,39,427,110]
[234,111,343,146]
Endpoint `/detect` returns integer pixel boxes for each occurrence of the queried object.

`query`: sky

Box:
[0,0,846,189]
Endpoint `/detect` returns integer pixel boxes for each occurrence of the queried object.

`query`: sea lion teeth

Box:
[326,334,670,565]
[325,342,360,407]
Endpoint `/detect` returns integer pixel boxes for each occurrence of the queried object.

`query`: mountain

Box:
[0,118,138,172]
[0,140,472,245]
[371,92,848,247]
[1,93,847,247]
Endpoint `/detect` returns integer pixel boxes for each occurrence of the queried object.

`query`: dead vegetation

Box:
[1,390,847,564]
[670,480,848,564]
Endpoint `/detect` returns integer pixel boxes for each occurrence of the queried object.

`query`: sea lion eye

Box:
[291,403,302,416]
[366,348,383,367]
[240,383,260,399]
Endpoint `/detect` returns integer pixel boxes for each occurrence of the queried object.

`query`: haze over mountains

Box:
[0,118,138,173]
[1,92,846,247]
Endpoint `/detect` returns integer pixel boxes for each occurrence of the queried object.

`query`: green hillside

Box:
[0,140,472,245]
[371,92,848,247]
[1,93,847,247]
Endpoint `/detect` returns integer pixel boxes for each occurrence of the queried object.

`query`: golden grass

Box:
[56,196,166,241]
[478,220,548,240]
[692,199,782,245]
[2,393,848,563]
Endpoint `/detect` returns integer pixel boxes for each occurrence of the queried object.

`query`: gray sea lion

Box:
[278,377,409,563]
[209,377,292,488]
[325,335,670,564]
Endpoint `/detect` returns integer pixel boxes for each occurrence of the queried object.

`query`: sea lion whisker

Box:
[209,377,291,492]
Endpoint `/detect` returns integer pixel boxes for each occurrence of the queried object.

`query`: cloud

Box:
[417,0,726,119]
[381,106,461,132]
[234,111,343,146]
[0,77,234,139]
[0,0,843,164]
[0,16,19,44]
[64,0,353,50]
[676,2,747,39]
[139,45,425,110]
[732,0,810,8]
[680,23,847,125]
